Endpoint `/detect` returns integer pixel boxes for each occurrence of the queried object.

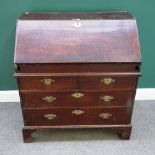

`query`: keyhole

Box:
[73,22,82,28]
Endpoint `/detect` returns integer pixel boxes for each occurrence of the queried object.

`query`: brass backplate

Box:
[44,114,57,120]
[42,96,56,103]
[71,92,84,99]
[101,78,115,85]
[72,110,84,115]
[99,113,112,119]
[41,78,55,85]
[100,96,114,102]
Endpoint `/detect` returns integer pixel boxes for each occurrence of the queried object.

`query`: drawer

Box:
[17,76,78,90]
[21,90,135,108]
[79,76,139,90]
[15,63,141,73]
[15,73,140,90]
[23,107,132,126]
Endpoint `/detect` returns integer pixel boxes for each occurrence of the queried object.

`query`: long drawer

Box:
[15,73,140,90]
[20,90,135,108]
[23,107,133,126]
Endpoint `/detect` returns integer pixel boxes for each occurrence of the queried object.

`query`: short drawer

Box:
[17,76,78,90]
[21,90,135,108]
[79,76,139,90]
[23,107,132,126]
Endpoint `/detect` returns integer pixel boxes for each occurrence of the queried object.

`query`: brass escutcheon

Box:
[101,78,115,85]
[41,78,55,85]
[71,92,84,99]
[72,110,84,115]
[100,96,114,102]
[72,19,82,28]
[42,96,56,103]
[44,114,57,120]
[99,113,112,119]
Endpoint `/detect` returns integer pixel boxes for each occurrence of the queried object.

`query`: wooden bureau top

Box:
[14,12,141,64]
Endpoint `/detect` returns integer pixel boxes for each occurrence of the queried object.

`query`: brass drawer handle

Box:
[44,114,56,120]
[100,96,114,102]
[71,92,84,99]
[72,110,84,115]
[42,96,56,103]
[101,78,115,85]
[41,78,55,85]
[99,113,112,119]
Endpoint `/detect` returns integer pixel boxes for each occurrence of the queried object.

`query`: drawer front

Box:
[17,76,77,90]
[16,75,139,90]
[21,90,135,108]
[16,63,140,73]
[23,107,132,126]
[79,76,138,90]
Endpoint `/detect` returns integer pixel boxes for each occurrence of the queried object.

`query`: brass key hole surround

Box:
[99,113,112,119]
[41,78,55,85]
[101,78,115,85]
[44,114,57,120]
[42,96,56,103]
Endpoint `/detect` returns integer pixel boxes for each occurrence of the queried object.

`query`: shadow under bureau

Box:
[14,11,141,142]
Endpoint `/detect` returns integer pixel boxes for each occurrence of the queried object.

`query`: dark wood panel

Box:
[15,63,141,73]
[14,12,141,63]
[21,90,135,108]
[23,107,133,126]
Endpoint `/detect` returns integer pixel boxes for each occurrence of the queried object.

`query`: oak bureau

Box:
[14,11,141,142]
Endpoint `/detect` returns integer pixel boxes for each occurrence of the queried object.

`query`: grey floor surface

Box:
[0,101,155,155]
